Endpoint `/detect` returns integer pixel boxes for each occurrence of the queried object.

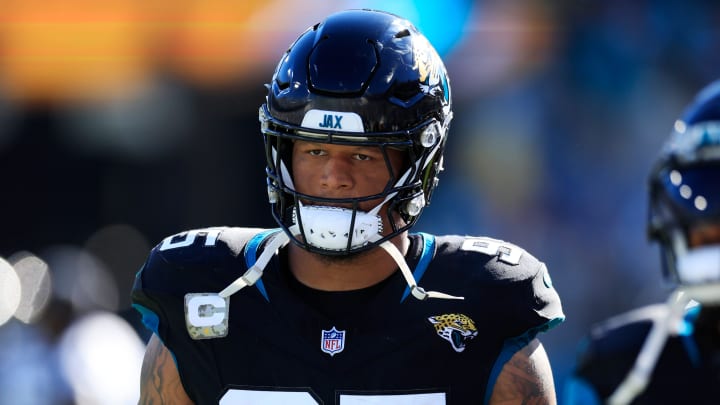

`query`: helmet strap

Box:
[219,231,291,298]
[378,240,463,301]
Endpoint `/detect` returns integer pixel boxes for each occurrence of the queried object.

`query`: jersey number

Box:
[158,228,223,251]
[460,237,523,265]
[220,390,445,404]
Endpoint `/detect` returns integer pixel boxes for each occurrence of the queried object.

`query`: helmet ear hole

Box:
[403,194,426,217]
[419,122,440,148]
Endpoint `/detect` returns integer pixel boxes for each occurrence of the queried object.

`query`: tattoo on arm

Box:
[489,338,557,405]
[139,334,194,405]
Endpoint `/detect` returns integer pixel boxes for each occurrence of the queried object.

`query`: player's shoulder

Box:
[426,233,564,342]
[432,234,545,282]
[144,226,277,272]
[156,226,273,259]
[134,226,279,298]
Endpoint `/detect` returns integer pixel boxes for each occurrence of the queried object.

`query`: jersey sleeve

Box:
[132,227,268,331]
[441,235,565,341]
[132,227,247,338]
[131,227,267,400]
[512,261,564,338]
[485,258,564,367]
[432,235,564,404]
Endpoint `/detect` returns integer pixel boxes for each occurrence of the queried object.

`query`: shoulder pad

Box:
[437,235,543,282]
[431,234,564,343]
[133,227,276,298]
[152,227,269,269]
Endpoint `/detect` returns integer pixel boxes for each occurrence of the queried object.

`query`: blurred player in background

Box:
[132,9,564,404]
[565,80,720,404]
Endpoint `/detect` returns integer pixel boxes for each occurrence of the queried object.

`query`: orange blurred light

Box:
[0,0,157,103]
[159,0,271,87]
[0,0,306,103]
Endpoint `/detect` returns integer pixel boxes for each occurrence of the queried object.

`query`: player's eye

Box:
[308,149,326,156]
[353,153,372,161]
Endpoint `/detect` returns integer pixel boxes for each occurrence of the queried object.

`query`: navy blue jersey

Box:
[132,227,564,405]
[566,304,720,405]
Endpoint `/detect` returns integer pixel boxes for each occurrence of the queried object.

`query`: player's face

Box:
[688,223,720,248]
[291,140,405,212]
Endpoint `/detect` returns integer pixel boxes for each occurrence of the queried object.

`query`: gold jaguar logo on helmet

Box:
[428,313,478,352]
[413,36,443,88]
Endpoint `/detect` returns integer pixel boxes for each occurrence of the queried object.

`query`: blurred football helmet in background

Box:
[608,80,720,405]
[648,80,720,288]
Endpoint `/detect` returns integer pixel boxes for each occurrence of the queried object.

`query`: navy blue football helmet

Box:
[259,9,452,255]
[648,80,720,285]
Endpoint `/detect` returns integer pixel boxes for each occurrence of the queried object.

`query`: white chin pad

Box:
[295,205,383,251]
[677,244,720,284]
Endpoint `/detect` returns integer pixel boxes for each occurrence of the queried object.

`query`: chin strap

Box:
[608,283,720,405]
[379,240,464,301]
[219,231,291,299]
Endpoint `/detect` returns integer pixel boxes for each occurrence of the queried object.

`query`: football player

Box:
[565,80,720,405]
[133,9,565,404]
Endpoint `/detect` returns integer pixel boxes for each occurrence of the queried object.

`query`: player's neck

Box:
[288,233,409,292]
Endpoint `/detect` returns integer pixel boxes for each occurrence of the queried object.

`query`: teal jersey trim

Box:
[401,232,436,302]
[244,229,283,301]
[133,303,160,336]
[132,303,181,369]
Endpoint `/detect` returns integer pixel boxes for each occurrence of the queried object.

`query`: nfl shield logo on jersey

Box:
[321,327,346,356]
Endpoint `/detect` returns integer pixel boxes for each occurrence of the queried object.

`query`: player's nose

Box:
[320,156,354,190]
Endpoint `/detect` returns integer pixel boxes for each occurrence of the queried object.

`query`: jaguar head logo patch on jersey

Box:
[185,293,230,339]
[428,313,478,353]
[321,326,346,356]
